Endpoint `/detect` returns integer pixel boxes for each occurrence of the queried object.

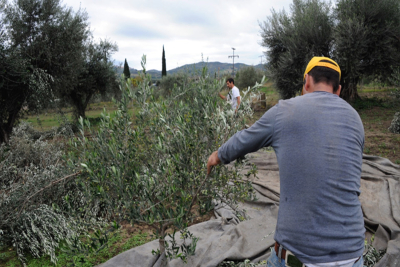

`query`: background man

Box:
[219,78,241,112]
[207,57,365,267]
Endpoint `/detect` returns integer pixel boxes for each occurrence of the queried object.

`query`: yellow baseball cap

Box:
[302,57,341,95]
[303,56,341,80]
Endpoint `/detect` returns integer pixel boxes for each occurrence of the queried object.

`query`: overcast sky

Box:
[64,0,292,71]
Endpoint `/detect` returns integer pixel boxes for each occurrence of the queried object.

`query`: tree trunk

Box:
[70,92,87,120]
[77,105,86,119]
[340,81,360,102]
[159,225,166,255]
[0,124,10,144]
[0,105,23,144]
[159,238,165,255]
[159,226,167,267]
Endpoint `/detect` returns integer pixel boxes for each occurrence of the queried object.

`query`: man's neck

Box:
[312,83,334,94]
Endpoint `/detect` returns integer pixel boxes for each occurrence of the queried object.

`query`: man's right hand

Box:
[207,150,221,174]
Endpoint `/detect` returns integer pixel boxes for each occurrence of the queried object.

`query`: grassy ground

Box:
[355,86,400,164]
[0,227,153,267]
[23,101,119,131]
[0,213,213,266]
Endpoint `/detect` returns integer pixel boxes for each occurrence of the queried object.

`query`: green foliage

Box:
[0,30,53,143]
[363,243,386,267]
[260,0,400,101]
[235,66,265,90]
[71,55,263,263]
[159,72,188,97]
[218,259,267,267]
[0,123,78,264]
[388,67,400,134]
[351,97,389,111]
[152,228,199,263]
[1,230,150,266]
[0,0,118,139]
[64,39,119,119]
[3,0,90,100]
[260,0,333,99]
[123,58,131,80]
[335,0,400,100]
[389,67,400,100]
[389,112,400,134]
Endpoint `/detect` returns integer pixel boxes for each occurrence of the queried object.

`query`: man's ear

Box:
[303,74,312,94]
[335,85,342,96]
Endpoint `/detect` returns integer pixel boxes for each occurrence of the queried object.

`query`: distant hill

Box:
[115,61,266,80]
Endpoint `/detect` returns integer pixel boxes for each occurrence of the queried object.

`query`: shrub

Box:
[389,67,400,100]
[389,112,400,134]
[235,66,265,90]
[158,72,188,97]
[72,56,264,263]
[0,123,78,264]
[388,67,400,134]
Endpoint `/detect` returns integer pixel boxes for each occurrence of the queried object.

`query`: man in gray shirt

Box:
[207,57,365,267]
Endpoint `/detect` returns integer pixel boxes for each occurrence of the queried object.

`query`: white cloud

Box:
[64,0,292,70]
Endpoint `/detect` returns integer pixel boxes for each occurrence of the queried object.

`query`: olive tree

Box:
[61,39,119,119]
[0,0,89,141]
[260,0,333,99]
[3,0,90,96]
[235,66,265,90]
[2,0,118,123]
[72,56,263,264]
[260,0,400,101]
[334,0,400,100]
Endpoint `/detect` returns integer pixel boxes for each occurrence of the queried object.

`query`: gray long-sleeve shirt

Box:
[218,91,365,264]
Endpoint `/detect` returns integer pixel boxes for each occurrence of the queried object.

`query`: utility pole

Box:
[259,55,264,64]
[228,48,239,77]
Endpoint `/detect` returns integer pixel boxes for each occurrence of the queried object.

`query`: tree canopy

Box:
[260,0,400,101]
[0,0,118,142]
[61,39,118,119]
[3,0,90,96]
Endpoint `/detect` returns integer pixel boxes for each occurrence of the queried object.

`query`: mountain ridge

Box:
[115,61,266,79]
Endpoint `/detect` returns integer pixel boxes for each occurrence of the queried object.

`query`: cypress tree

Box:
[123,58,131,80]
[162,46,167,77]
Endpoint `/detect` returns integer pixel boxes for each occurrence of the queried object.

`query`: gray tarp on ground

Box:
[98,150,400,267]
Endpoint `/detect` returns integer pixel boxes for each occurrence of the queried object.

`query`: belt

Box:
[274,242,286,260]
[275,242,304,267]
[274,242,361,264]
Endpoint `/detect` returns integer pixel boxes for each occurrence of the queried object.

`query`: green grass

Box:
[22,101,137,131]
[0,230,151,267]
[358,87,397,93]
[351,97,392,111]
